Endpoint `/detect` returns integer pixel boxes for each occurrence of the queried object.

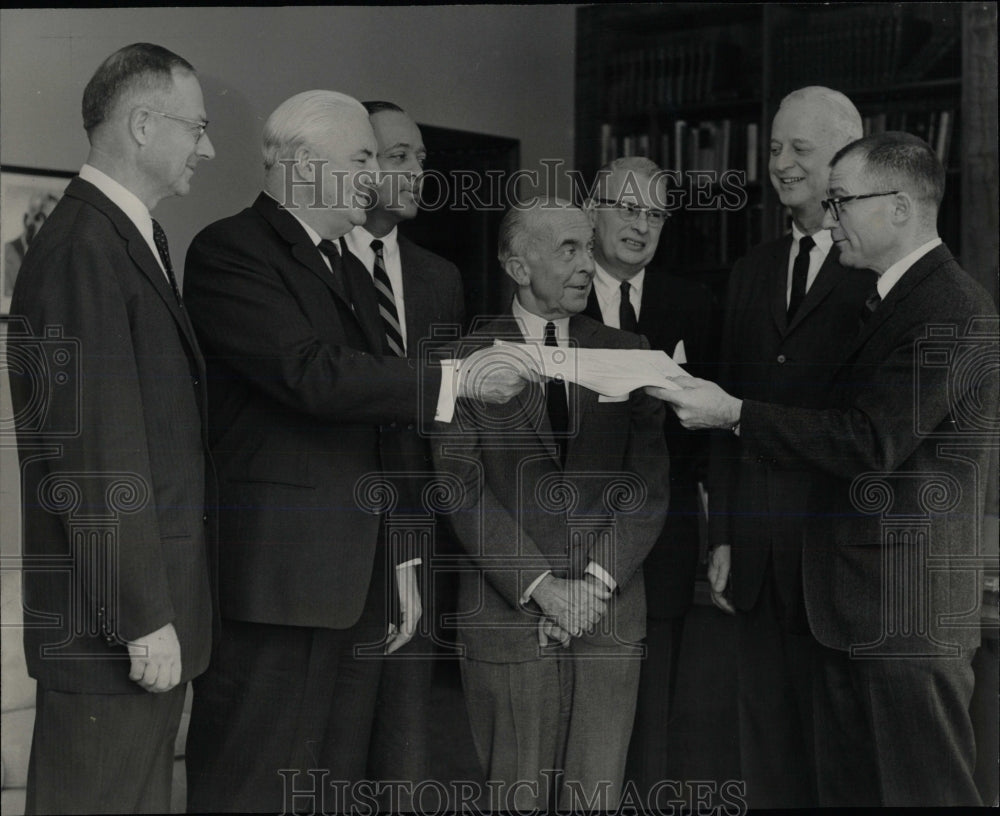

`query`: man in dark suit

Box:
[343,100,465,805]
[435,199,669,811]
[654,131,998,806]
[182,90,522,813]
[8,43,216,814]
[581,156,715,792]
[706,86,871,807]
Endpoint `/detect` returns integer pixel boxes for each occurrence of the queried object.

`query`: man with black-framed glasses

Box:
[582,156,716,796]
[8,42,215,814]
[651,131,998,807]
[704,85,872,809]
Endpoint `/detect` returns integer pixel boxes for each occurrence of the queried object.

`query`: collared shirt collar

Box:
[877,237,943,299]
[345,223,399,261]
[592,262,645,302]
[791,221,834,256]
[79,164,160,269]
[512,295,570,346]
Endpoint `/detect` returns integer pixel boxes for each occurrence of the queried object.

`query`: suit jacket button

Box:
[776,354,787,364]
[202,514,209,524]
[406,423,415,431]
[192,377,200,386]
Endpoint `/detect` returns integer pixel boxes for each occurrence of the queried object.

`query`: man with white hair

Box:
[705,86,874,807]
[182,90,525,812]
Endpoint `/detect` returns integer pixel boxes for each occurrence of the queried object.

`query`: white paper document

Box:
[494,340,688,398]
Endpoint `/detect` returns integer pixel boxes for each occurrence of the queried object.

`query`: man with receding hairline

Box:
[652,131,998,806]
[434,198,668,811]
[704,85,873,807]
[9,42,215,814]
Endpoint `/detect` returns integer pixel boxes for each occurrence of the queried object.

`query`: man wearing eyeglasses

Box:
[8,43,215,814]
[581,156,715,795]
[651,132,998,807]
[701,86,873,808]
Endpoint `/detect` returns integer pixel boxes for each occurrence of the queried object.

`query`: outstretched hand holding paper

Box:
[494,340,686,397]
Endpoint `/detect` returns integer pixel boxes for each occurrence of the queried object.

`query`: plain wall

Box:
[0,5,577,281]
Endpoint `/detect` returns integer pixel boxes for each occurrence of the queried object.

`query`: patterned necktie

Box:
[370,240,405,357]
[787,234,815,321]
[619,280,639,333]
[544,321,568,465]
[151,219,182,305]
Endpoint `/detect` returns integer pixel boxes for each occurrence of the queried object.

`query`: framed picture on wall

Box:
[1,165,75,313]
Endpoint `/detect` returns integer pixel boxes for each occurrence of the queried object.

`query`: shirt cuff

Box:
[434,358,459,423]
[521,570,552,606]
[396,558,422,570]
[585,562,617,592]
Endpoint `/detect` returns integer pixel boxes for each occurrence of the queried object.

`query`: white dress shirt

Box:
[592,262,644,328]
[345,225,409,353]
[786,222,834,306]
[511,296,618,600]
[79,164,168,281]
[877,237,943,299]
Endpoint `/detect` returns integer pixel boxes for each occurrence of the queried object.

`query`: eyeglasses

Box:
[821,191,899,221]
[593,198,670,227]
[147,109,209,139]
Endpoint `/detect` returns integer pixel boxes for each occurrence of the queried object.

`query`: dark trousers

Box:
[624,615,685,795]
[26,683,186,815]
[185,554,388,814]
[813,643,979,806]
[735,568,819,808]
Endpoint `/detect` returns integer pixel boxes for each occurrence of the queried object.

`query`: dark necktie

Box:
[370,239,405,357]
[787,234,815,321]
[151,219,182,305]
[317,238,344,281]
[619,280,639,333]
[544,321,568,465]
[861,289,882,324]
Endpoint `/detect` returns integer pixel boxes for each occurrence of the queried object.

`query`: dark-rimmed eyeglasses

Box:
[147,109,209,139]
[821,191,899,221]
[593,198,670,227]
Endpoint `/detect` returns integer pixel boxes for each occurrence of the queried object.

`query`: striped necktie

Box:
[370,239,405,357]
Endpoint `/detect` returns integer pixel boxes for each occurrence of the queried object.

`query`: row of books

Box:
[602,39,742,117]
[861,109,957,166]
[599,119,761,181]
[773,7,944,90]
[598,107,957,179]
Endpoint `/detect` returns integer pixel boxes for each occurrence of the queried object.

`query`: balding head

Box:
[499,198,595,320]
[769,86,862,232]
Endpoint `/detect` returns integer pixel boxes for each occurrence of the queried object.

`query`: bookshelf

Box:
[575,2,998,304]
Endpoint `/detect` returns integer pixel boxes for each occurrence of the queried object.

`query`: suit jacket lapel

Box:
[840,244,951,366]
[564,316,600,467]
[339,239,386,354]
[769,235,794,336]
[785,244,843,334]
[398,237,434,358]
[252,193,353,309]
[66,179,205,374]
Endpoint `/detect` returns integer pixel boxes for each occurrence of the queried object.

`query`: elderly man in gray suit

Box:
[435,198,669,812]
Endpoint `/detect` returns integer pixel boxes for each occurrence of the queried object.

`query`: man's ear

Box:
[890,191,914,225]
[504,256,530,287]
[130,107,153,146]
[583,198,598,226]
